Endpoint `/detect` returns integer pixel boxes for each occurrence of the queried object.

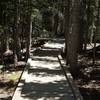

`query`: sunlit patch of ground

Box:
[0,63,25,100]
[44,41,64,49]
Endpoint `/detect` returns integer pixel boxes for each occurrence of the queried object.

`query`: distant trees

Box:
[0,0,34,65]
[0,0,100,73]
[0,0,65,65]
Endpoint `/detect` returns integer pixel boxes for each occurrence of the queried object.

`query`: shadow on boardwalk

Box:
[21,81,73,100]
[32,47,60,57]
[12,39,76,100]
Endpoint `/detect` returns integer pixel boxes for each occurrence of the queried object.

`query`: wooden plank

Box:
[58,55,83,100]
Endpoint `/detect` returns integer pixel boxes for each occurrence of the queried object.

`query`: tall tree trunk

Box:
[78,1,84,53]
[67,0,81,76]
[64,0,70,65]
[1,33,4,64]
[53,13,59,35]
[25,0,32,62]
[13,0,20,66]
[84,0,91,51]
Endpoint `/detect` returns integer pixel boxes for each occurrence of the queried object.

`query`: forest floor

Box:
[0,61,26,100]
[74,44,100,100]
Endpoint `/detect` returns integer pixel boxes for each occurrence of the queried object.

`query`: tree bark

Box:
[53,13,59,35]
[13,0,20,66]
[0,33,4,64]
[67,0,81,76]
[93,0,100,65]
[25,0,32,62]
[64,0,70,64]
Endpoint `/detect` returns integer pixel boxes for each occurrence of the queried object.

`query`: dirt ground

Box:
[74,50,100,100]
[0,61,25,100]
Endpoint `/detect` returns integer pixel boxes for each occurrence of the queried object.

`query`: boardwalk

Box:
[12,39,82,100]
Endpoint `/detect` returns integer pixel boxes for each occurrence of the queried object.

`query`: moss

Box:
[6,71,22,82]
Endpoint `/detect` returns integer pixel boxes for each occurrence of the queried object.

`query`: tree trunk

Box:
[0,33,4,64]
[13,0,20,66]
[25,0,32,62]
[53,13,59,35]
[84,0,91,51]
[64,0,70,65]
[78,1,84,53]
[93,0,100,65]
[67,0,81,76]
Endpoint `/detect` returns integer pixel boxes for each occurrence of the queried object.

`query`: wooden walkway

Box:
[12,39,83,100]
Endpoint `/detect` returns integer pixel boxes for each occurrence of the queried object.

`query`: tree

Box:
[25,0,33,61]
[65,0,81,76]
[13,0,20,66]
[64,0,70,64]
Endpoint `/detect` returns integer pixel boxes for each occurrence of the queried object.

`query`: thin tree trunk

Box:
[53,13,59,35]
[84,0,91,51]
[64,0,70,65]
[78,1,84,53]
[25,0,32,62]
[1,33,4,64]
[13,0,20,66]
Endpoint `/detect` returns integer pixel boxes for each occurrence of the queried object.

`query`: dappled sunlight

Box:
[21,44,75,100]
[12,39,76,100]
[41,48,60,51]
[27,52,66,84]
[44,42,64,49]
[37,97,61,100]
[86,43,100,50]
[19,40,75,100]
[21,80,74,100]
[29,60,60,70]
[28,56,60,69]
[26,73,65,83]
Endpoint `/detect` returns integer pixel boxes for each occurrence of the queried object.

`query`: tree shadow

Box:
[49,38,65,43]
[13,39,75,100]
[21,80,74,100]
[33,48,60,57]
[31,57,58,62]
[19,56,74,100]
[28,68,63,76]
